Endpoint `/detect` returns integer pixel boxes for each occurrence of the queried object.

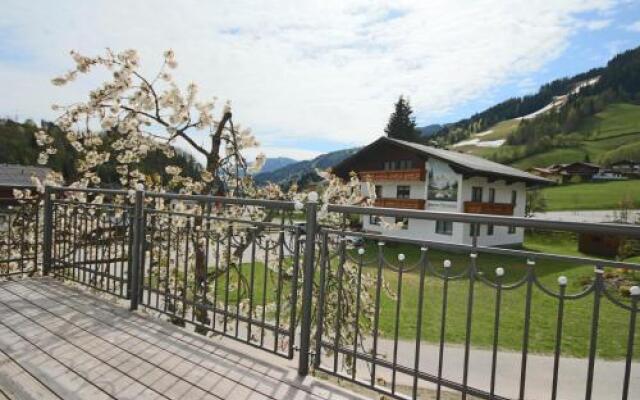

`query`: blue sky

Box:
[438,5,640,128]
[1,1,640,162]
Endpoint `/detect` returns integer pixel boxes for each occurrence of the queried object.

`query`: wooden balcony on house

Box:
[464,201,514,215]
[359,168,425,182]
[375,198,426,210]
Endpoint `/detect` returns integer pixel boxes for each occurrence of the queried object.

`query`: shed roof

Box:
[0,164,52,188]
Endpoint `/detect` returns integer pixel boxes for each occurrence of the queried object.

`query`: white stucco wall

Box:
[458,177,526,246]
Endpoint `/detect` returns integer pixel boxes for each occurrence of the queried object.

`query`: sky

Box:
[1,0,640,163]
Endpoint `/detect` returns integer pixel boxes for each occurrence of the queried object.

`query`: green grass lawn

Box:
[540,179,640,211]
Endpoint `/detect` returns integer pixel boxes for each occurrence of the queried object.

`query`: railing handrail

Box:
[327,203,640,238]
[45,185,298,210]
[320,227,640,270]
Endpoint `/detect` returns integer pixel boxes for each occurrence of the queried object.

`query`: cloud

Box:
[0,0,620,159]
[627,20,640,31]
[583,19,613,30]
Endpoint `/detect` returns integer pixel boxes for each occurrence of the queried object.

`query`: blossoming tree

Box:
[29,48,389,371]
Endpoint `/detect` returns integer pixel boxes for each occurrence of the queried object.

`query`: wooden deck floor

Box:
[0,278,365,400]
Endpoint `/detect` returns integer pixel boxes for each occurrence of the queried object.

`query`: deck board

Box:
[0,278,365,400]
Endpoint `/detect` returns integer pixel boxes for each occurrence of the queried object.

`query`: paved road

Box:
[319,339,639,400]
[532,209,640,223]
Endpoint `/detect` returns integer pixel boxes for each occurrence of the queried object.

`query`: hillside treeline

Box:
[0,119,203,186]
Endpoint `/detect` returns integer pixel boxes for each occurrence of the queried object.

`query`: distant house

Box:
[332,137,551,247]
[0,164,52,199]
[608,160,640,177]
[528,167,564,184]
[561,162,601,181]
[530,162,602,183]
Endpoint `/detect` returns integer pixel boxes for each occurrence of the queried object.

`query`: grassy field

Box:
[540,179,640,211]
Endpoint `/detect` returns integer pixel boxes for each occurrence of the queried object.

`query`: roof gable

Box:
[333,136,551,185]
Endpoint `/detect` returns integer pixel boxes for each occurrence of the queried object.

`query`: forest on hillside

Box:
[431,46,640,166]
[0,118,203,186]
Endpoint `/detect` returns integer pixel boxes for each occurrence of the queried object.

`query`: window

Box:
[384,160,413,170]
[488,188,495,203]
[511,190,517,206]
[374,185,382,199]
[469,224,481,237]
[397,185,410,199]
[471,186,483,202]
[435,220,453,235]
[399,160,413,170]
[487,224,494,235]
[508,225,516,234]
[395,216,409,230]
[370,215,381,225]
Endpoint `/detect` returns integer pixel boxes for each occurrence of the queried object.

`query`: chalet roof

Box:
[334,136,552,185]
[0,164,52,188]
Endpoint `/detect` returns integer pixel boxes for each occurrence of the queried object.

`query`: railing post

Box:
[42,186,53,275]
[129,190,144,311]
[298,191,318,376]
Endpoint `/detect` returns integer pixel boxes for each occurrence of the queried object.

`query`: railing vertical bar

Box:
[223,224,232,333]
[551,282,566,400]
[274,228,285,352]
[247,228,257,343]
[105,209,112,293]
[490,272,503,398]
[518,260,534,400]
[42,186,53,275]
[118,207,126,293]
[147,213,154,306]
[260,234,269,347]
[622,290,638,400]
[436,260,450,400]
[461,234,478,400]
[182,218,190,321]
[234,233,243,337]
[585,266,603,400]
[211,232,220,331]
[370,241,385,387]
[313,231,329,370]
[351,247,365,380]
[164,215,172,313]
[129,190,143,310]
[202,206,212,330]
[412,248,428,400]
[192,219,199,325]
[298,195,318,376]
[288,227,302,358]
[391,256,405,395]
[333,238,346,374]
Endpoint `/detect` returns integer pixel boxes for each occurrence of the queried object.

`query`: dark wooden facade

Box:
[360,168,425,182]
[463,201,514,216]
[333,140,426,179]
[374,198,426,209]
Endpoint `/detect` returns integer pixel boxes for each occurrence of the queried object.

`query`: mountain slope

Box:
[252,157,297,174]
[254,148,359,185]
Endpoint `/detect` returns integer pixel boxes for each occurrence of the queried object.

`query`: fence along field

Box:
[1,186,639,400]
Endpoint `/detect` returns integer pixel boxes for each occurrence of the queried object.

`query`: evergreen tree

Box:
[384,96,421,142]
